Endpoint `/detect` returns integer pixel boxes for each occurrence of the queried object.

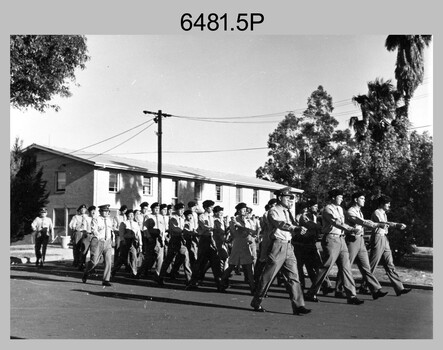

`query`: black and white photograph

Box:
[6,0,437,342]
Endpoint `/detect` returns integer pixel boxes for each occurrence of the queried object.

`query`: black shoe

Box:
[321,286,335,296]
[102,281,112,287]
[304,293,320,302]
[358,287,371,295]
[82,274,88,283]
[250,301,266,312]
[372,290,389,300]
[335,291,346,299]
[396,288,412,296]
[347,297,364,305]
[293,306,312,315]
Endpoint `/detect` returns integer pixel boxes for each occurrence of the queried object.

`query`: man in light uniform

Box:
[82,204,114,287]
[78,205,96,270]
[304,189,364,305]
[31,207,54,267]
[250,187,311,315]
[335,192,389,300]
[69,204,89,268]
[368,195,411,296]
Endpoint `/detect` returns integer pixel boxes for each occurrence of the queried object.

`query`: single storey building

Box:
[24,144,303,238]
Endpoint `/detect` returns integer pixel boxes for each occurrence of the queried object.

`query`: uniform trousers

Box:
[307,234,356,297]
[112,239,137,275]
[368,234,404,293]
[72,230,84,267]
[294,242,333,290]
[34,234,49,262]
[84,238,113,282]
[114,235,123,266]
[79,233,92,267]
[190,237,222,286]
[140,239,164,277]
[159,238,192,283]
[336,235,381,293]
[252,240,305,311]
[221,263,255,292]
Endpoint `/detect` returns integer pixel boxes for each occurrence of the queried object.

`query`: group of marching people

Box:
[32,185,411,315]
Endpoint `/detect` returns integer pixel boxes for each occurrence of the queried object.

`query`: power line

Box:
[86,121,156,160]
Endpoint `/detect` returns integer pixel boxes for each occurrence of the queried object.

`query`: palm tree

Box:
[385,35,432,116]
[349,78,401,142]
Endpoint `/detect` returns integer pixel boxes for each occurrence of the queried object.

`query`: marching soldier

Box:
[112,205,128,267]
[69,204,89,268]
[78,205,96,270]
[304,189,364,305]
[139,202,166,280]
[31,207,54,268]
[158,203,193,286]
[250,187,311,315]
[112,209,142,278]
[82,204,114,287]
[368,195,411,296]
[188,200,222,290]
[335,192,389,300]
[212,206,230,272]
[220,203,257,294]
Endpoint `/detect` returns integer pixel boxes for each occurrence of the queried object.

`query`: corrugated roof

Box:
[26,143,303,193]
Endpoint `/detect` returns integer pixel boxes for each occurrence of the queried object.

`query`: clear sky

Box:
[10,35,433,177]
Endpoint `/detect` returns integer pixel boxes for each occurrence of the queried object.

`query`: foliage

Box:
[385,35,432,114]
[10,140,49,242]
[10,35,89,112]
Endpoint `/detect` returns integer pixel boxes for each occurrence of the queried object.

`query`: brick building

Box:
[24,144,303,238]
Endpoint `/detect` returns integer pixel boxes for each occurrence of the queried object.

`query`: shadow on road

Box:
[71,289,290,315]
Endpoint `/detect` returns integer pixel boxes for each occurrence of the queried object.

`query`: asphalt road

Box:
[10,261,432,339]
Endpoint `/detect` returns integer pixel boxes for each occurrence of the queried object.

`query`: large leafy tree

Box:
[10,35,89,112]
[257,86,349,199]
[10,139,49,242]
[385,35,432,116]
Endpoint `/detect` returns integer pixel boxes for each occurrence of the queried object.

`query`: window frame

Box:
[215,184,223,202]
[236,187,242,203]
[142,176,153,196]
[252,189,259,205]
[55,171,66,192]
[109,172,119,193]
[194,181,203,200]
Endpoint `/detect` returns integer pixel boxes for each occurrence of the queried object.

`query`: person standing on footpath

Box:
[367,195,411,296]
[304,189,364,305]
[31,207,54,268]
[250,187,311,315]
[82,204,114,287]
[334,192,389,300]
[68,204,89,269]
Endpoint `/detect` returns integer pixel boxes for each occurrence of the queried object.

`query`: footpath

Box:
[10,242,433,290]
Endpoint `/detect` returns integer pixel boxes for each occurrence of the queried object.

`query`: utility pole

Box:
[143,109,171,204]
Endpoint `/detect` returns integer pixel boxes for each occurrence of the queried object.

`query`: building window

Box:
[216,185,222,201]
[195,182,203,200]
[172,180,179,199]
[109,172,119,193]
[143,176,152,195]
[236,187,242,203]
[253,189,259,205]
[56,171,66,192]
[54,208,65,227]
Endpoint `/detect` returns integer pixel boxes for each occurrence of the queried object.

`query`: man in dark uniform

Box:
[78,205,96,270]
[82,204,114,287]
[251,187,311,315]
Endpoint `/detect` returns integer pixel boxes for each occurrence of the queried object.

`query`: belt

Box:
[275,238,291,243]
[328,233,344,237]
[374,232,387,236]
